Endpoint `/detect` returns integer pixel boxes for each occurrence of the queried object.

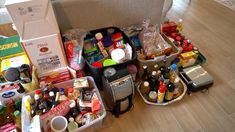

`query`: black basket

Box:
[83,27,137,89]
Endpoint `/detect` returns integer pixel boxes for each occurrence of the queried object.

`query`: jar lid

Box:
[103,59,117,67]
[35,89,41,95]
[112,33,122,40]
[95,33,103,40]
[111,48,125,63]
[91,62,103,68]
[149,91,157,99]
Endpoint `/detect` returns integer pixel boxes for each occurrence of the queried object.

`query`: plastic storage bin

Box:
[21,76,106,132]
[83,27,137,88]
[137,34,180,78]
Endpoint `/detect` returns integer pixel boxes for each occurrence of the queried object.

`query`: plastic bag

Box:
[139,19,171,60]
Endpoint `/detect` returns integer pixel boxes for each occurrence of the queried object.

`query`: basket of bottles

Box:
[137,64,187,105]
[21,76,106,132]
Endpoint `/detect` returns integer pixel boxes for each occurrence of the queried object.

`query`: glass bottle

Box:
[14,110,22,130]
[52,92,60,108]
[148,71,159,91]
[35,89,42,98]
[15,99,21,112]
[177,19,183,32]
[142,65,149,81]
[49,91,55,104]
[140,81,150,95]
[157,81,166,103]
[42,87,50,101]
[67,117,78,132]
[59,88,68,101]
[165,82,175,101]
[0,102,14,126]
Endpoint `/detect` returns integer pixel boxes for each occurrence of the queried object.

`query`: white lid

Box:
[49,91,54,97]
[144,81,149,87]
[34,94,40,100]
[69,100,76,108]
[152,71,157,76]
[111,48,125,63]
[69,117,74,122]
[95,33,103,40]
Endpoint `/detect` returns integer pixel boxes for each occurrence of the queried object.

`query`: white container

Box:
[21,34,68,74]
[21,76,107,132]
[5,0,60,40]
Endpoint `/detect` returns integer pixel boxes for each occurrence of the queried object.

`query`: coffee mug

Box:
[50,116,68,132]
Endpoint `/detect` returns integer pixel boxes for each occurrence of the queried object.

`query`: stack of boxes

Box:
[5,0,70,84]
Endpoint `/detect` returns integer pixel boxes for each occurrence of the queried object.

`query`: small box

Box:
[21,34,68,74]
[38,67,71,85]
[5,0,59,40]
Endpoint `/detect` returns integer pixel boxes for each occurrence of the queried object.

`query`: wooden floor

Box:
[98,0,235,131]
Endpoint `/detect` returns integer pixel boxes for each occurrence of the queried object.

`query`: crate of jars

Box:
[137,20,180,78]
[21,76,106,132]
[137,64,187,105]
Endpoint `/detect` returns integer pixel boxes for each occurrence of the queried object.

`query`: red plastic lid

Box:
[68,88,74,93]
[112,33,122,40]
[158,82,166,93]
[183,40,188,45]
[92,62,103,68]
[35,89,41,95]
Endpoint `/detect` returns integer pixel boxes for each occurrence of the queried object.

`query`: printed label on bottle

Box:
[165,91,174,100]
[157,93,165,103]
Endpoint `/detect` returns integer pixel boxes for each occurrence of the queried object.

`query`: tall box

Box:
[5,0,59,40]
[5,0,68,75]
[21,34,67,74]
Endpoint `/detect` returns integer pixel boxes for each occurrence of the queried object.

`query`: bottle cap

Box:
[14,110,20,117]
[34,94,40,100]
[152,71,157,76]
[144,81,149,87]
[103,59,117,67]
[49,91,54,97]
[111,48,125,63]
[35,89,41,95]
[154,64,158,69]
[43,87,49,93]
[179,19,183,23]
[111,33,122,40]
[149,91,157,99]
[92,62,103,68]
[143,65,147,69]
[69,117,75,122]
[95,33,103,40]
[69,100,76,108]
[68,88,74,93]
[59,88,65,93]
[171,64,177,71]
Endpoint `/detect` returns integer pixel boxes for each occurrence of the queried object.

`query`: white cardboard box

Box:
[21,33,68,74]
[5,0,59,40]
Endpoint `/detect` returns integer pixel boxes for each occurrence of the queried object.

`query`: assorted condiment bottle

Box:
[22,78,101,131]
[140,63,181,103]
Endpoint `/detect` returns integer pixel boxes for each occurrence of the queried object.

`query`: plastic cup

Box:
[50,116,68,132]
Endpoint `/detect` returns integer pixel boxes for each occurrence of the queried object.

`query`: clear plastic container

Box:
[21,76,106,132]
